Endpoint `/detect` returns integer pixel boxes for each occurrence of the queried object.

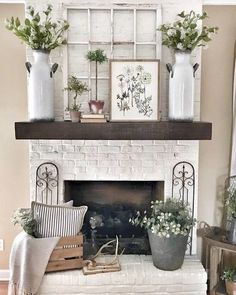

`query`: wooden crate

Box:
[46,233,83,273]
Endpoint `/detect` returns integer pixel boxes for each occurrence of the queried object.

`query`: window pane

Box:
[91,9,111,42]
[68,45,88,77]
[113,44,134,59]
[136,10,156,42]
[114,10,133,42]
[68,9,88,42]
[136,45,156,59]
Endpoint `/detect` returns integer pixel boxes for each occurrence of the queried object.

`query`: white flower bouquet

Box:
[130,198,196,238]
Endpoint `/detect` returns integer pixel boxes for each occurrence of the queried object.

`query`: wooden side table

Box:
[204,234,236,295]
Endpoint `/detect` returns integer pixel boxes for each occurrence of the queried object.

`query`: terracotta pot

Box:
[226,281,236,295]
[88,100,104,114]
[70,110,81,123]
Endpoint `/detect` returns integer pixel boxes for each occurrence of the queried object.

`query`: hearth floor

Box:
[38,255,207,295]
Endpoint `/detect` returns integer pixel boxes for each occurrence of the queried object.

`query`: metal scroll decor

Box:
[172,161,195,255]
[36,162,59,205]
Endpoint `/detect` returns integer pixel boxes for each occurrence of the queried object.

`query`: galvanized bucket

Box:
[148,229,188,271]
[229,218,236,244]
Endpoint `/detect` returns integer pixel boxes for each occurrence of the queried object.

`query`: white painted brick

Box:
[61,173,75,180]
[86,153,109,160]
[131,140,154,145]
[108,153,129,160]
[77,146,98,153]
[40,152,63,160]
[31,145,54,152]
[121,146,142,153]
[84,140,109,146]
[75,160,98,167]
[39,140,62,145]
[99,160,119,167]
[63,153,85,160]
[98,146,120,153]
[85,167,109,175]
[62,160,75,168]
[142,160,158,167]
[109,140,131,145]
[74,167,86,174]
[71,140,85,146]
[120,160,142,167]
[143,146,165,153]
[30,152,40,159]
[57,145,75,152]
[108,166,132,175]
[130,153,153,160]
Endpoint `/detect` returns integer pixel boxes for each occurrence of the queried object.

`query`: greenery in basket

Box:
[11,208,37,236]
[64,75,89,112]
[129,198,196,238]
[5,4,69,51]
[221,268,236,282]
[158,10,218,52]
[86,49,108,101]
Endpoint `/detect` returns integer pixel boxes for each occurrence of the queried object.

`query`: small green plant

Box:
[222,268,236,282]
[64,75,89,111]
[5,4,69,51]
[158,11,218,52]
[11,208,37,236]
[130,198,196,238]
[86,49,108,101]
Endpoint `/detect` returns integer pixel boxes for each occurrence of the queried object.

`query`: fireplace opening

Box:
[64,180,164,256]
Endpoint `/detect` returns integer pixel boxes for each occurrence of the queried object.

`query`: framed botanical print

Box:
[110,59,160,121]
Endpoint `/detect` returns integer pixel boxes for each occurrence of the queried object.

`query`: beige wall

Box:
[0,4,29,270]
[198,5,236,255]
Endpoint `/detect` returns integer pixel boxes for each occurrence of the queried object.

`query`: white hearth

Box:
[38,255,207,295]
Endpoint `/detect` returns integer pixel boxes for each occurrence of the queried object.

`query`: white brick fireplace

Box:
[26,0,206,293]
[27,0,202,253]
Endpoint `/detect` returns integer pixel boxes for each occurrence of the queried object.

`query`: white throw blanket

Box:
[8,232,60,295]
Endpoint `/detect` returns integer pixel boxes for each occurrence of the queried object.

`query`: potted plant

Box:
[225,185,236,244]
[159,11,218,121]
[130,198,196,271]
[64,76,89,122]
[5,5,69,121]
[222,268,236,295]
[86,49,108,114]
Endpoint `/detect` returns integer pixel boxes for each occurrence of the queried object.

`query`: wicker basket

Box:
[46,233,83,273]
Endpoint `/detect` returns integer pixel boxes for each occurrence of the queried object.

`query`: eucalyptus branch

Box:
[5,4,69,51]
[158,10,218,52]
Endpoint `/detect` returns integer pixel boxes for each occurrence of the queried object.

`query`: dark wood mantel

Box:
[15,121,212,140]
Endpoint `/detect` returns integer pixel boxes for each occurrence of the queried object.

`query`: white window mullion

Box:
[155,8,162,59]
[111,8,114,59]
[63,7,69,111]
[88,8,91,101]
[133,9,137,59]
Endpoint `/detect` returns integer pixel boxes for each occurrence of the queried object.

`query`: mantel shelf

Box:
[15,121,212,140]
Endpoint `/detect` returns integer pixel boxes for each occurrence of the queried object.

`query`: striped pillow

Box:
[31,201,88,238]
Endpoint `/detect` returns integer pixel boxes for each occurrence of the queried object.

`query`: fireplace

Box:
[64,180,164,256]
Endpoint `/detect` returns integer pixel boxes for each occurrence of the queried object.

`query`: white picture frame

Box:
[110,59,160,121]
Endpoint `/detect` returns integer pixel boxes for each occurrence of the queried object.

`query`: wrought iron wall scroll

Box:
[36,162,59,205]
[172,161,195,255]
